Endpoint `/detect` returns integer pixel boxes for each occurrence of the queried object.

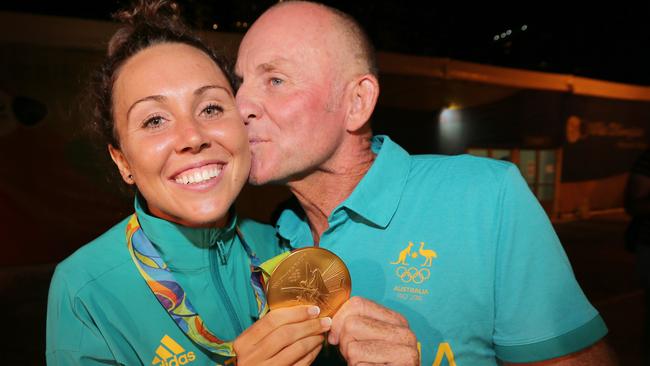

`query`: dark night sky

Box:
[3,1,650,86]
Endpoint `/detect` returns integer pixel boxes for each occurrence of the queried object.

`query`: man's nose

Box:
[235,84,262,126]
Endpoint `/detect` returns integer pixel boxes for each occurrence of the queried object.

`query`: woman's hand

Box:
[233,305,331,366]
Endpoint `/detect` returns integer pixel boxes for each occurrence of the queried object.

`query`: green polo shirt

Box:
[277,135,607,365]
[47,196,283,366]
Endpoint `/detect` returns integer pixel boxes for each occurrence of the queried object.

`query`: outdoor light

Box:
[438,104,464,154]
[439,103,461,125]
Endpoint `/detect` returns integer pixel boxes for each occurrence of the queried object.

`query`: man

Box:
[235,1,616,365]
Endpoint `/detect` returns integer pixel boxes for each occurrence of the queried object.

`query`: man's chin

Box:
[247,176,265,186]
[248,174,277,186]
[248,170,287,186]
[248,164,275,186]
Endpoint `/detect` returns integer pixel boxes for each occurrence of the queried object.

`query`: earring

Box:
[128,174,133,179]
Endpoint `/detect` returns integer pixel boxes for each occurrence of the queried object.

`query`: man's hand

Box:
[328,296,419,366]
[233,305,331,366]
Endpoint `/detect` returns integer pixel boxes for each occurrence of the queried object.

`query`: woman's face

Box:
[109,43,250,227]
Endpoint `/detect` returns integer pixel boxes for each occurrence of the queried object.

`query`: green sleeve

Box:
[493,164,607,362]
[495,315,608,363]
[46,267,118,365]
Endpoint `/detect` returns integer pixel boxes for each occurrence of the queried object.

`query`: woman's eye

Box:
[201,104,224,117]
[143,115,165,129]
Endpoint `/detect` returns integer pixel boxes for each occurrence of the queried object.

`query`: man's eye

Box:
[270,78,283,86]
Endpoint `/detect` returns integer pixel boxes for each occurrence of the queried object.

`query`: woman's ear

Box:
[108,144,135,185]
[345,74,379,133]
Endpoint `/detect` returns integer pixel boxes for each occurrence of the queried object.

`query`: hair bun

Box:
[108,0,187,57]
[113,0,181,27]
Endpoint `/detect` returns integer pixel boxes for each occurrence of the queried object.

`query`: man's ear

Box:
[345,74,379,133]
[108,144,135,185]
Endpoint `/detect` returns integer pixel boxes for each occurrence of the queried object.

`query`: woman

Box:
[46,1,329,365]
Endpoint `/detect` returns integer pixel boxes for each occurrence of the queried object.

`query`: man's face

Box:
[235,7,348,185]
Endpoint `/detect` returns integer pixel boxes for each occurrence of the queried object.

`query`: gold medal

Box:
[266,247,351,317]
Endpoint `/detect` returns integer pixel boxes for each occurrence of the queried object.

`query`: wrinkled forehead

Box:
[236,5,341,74]
[236,37,330,78]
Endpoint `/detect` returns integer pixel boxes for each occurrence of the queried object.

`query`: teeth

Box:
[174,165,222,185]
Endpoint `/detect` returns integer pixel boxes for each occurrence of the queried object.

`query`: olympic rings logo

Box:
[395,266,430,284]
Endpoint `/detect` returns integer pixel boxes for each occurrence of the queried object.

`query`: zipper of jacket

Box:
[209,238,244,335]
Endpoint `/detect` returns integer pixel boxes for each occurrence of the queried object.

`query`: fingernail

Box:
[308,306,320,316]
[320,317,332,328]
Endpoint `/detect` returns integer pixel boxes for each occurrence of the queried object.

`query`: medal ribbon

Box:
[125,214,268,356]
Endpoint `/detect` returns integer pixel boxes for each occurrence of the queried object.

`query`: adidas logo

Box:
[152,335,196,366]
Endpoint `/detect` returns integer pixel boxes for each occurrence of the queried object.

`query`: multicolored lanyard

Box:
[125,214,268,357]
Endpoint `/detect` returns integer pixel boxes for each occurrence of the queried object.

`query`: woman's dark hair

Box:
[87,0,234,149]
